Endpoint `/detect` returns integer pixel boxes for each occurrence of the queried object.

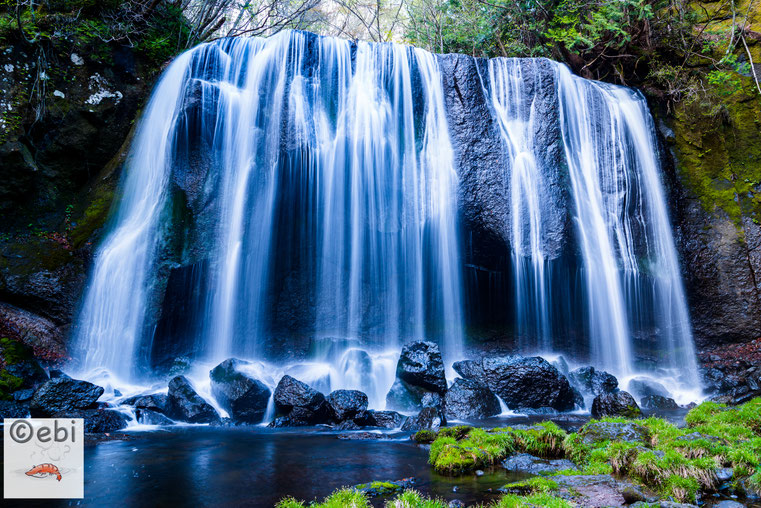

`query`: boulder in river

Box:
[0,400,31,418]
[273,375,332,425]
[641,395,679,410]
[570,366,618,396]
[54,408,130,433]
[209,358,271,424]
[578,421,651,445]
[502,453,578,474]
[355,410,405,429]
[627,378,670,399]
[122,393,171,415]
[136,408,174,426]
[444,378,501,420]
[30,376,104,416]
[396,341,447,393]
[326,389,368,422]
[452,360,486,383]
[474,355,576,411]
[591,390,642,419]
[167,375,220,424]
[400,406,445,431]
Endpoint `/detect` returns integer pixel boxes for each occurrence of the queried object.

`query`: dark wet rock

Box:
[479,355,576,411]
[548,474,644,508]
[628,378,670,399]
[327,389,368,422]
[579,421,651,445]
[453,360,486,382]
[516,406,558,415]
[716,468,734,482]
[337,432,394,440]
[395,341,447,393]
[385,378,431,412]
[357,410,405,429]
[444,378,501,419]
[656,503,698,508]
[448,501,465,508]
[167,375,220,424]
[421,391,444,409]
[501,453,577,474]
[209,358,271,424]
[713,501,744,508]
[0,399,30,418]
[12,388,35,402]
[268,416,292,428]
[54,408,129,433]
[30,377,104,416]
[49,369,70,379]
[334,419,361,430]
[400,406,445,431]
[136,408,174,426]
[273,375,332,425]
[122,393,171,415]
[354,478,415,496]
[591,390,642,419]
[0,304,68,361]
[619,484,648,504]
[570,366,618,396]
[641,395,679,410]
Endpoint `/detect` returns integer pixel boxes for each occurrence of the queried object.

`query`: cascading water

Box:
[73,31,701,412]
[73,31,464,404]
[486,58,699,395]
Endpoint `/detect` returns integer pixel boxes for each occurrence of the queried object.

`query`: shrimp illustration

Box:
[25,463,62,481]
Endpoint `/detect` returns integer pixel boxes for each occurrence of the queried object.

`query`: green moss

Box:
[671,75,761,225]
[412,430,438,444]
[500,477,559,495]
[275,488,371,508]
[0,370,23,400]
[492,492,573,508]
[437,425,472,440]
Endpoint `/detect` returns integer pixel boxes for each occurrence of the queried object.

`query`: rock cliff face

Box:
[0,37,165,363]
[1,28,759,371]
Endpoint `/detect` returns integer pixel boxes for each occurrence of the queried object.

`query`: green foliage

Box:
[492,492,573,508]
[412,430,438,443]
[275,488,371,508]
[500,477,559,495]
[0,369,23,401]
[388,490,448,507]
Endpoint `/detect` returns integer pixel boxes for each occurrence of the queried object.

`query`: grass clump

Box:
[386,490,447,508]
[429,423,567,475]
[492,492,573,508]
[275,488,370,508]
[500,477,559,495]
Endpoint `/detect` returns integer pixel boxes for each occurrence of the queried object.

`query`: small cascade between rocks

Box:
[72,31,701,419]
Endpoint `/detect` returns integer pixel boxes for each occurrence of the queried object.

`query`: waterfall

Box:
[486,58,699,389]
[73,31,464,385]
[73,30,699,402]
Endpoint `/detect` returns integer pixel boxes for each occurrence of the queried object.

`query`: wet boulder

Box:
[400,406,446,431]
[30,377,104,416]
[273,375,332,425]
[0,400,31,418]
[209,358,271,424]
[627,378,670,399]
[480,356,576,411]
[502,453,577,474]
[444,378,501,420]
[579,421,651,445]
[641,395,679,410]
[356,410,405,429]
[326,389,368,422]
[453,360,486,382]
[136,408,174,426]
[396,341,447,393]
[167,375,220,424]
[122,393,171,415]
[385,379,427,412]
[591,390,642,419]
[54,408,130,433]
[570,366,618,396]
